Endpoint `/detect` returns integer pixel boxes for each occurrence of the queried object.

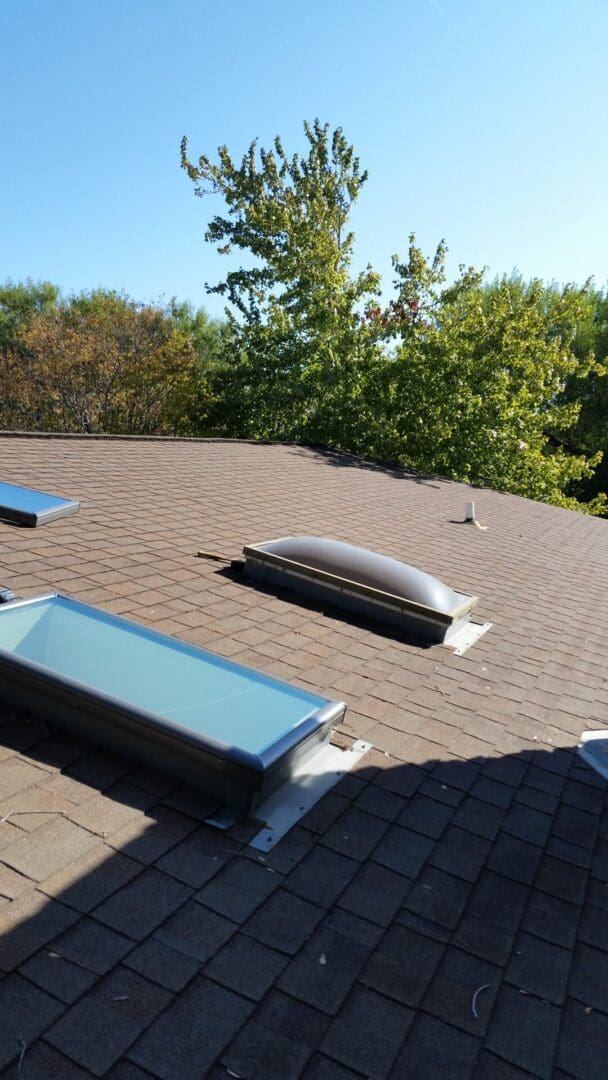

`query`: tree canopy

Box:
[181,120,381,444]
[362,243,605,512]
[182,120,607,514]
[558,289,608,500]
[0,289,210,435]
[0,280,59,353]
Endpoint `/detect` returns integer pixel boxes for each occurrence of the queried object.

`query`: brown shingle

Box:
[2,432,608,1077]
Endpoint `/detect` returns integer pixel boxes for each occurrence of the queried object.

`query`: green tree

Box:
[0,279,59,352]
[169,300,227,364]
[182,121,604,511]
[365,239,605,513]
[557,287,608,499]
[167,300,231,431]
[181,119,381,443]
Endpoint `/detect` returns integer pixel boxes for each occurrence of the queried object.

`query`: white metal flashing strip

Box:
[445,621,492,656]
[249,739,372,852]
[578,730,608,780]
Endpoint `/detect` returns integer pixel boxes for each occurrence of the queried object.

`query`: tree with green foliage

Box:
[0,280,59,353]
[169,300,228,365]
[557,287,608,499]
[182,120,606,512]
[181,119,381,444]
[167,300,231,432]
[365,240,606,513]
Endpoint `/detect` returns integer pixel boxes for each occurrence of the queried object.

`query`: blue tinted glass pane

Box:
[0,596,328,758]
[0,481,71,515]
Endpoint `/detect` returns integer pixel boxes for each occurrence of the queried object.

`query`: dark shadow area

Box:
[295,446,526,512]
[1,703,607,1077]
[292,445,442,488]
[0,517,30,530]
[214,564,436,650]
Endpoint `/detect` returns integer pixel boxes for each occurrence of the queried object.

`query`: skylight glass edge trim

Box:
[0,483,80,527]
[31,499,80,526]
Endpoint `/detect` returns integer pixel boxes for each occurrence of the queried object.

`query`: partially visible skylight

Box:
[0,481,79,527]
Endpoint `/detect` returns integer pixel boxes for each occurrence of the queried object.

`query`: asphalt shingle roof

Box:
[1,433,608,1079]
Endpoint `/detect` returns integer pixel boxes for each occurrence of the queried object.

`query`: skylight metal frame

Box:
[244,538,479,644]
[0,481,79,527]
[0,592,345,815]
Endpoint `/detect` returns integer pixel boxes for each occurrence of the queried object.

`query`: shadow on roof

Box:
[214,565,436,650]
[293,445,442,487]
[0,706,606,1074]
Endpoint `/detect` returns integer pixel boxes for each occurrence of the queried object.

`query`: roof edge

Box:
[1,431,598,520]
[0,430,286,446]
[0,430,431,477]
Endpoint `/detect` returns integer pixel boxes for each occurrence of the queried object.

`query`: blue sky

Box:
[1,0,607,317]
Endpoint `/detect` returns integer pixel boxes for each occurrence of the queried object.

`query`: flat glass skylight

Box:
[0,594,344,813]
[0,481,79,526]
[1,595,326,757]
